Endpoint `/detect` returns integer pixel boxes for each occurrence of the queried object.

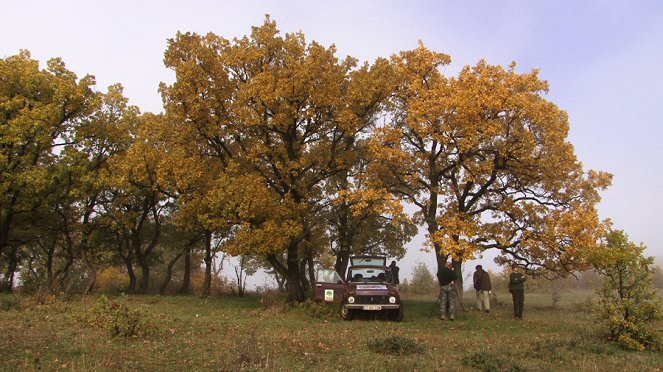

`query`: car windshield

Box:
[348,268,391,283]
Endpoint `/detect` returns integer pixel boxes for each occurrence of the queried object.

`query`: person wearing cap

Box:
[473,264,492,313]
[436,261,457,320]
[508,264,527,319]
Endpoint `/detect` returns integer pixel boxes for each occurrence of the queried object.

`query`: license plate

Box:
[363,305,382,311]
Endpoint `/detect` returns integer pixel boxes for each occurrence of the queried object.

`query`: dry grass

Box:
[1,289,662,371]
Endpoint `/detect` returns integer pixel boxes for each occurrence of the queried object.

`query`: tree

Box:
[404,261,437,294]
[327,140,416,276]
[161,17,396,302]
[102,113,168,293]
[53,83,138,293]
[587,229,663,351]
[370,44,611,298]
[0,51,97,291]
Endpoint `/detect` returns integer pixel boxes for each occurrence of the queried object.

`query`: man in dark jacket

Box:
[437,261,458,320]
[473,265,492,313]
[508,265,527,319]
[389,261,400,285]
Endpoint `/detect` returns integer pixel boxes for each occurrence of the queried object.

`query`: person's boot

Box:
[450,314,455,321]
[440,314,447,321]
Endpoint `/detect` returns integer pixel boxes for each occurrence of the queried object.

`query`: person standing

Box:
[473,265,492,313]
[437,261,458,320]
[389,260,400,285]
[508,265,527,319]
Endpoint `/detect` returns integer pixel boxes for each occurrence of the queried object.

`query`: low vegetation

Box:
[1,289,662,371]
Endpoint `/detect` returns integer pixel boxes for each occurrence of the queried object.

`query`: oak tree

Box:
[371,44,611,294]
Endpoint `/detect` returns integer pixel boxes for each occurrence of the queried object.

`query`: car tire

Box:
[388,304,404,322]
[340,305,354,320]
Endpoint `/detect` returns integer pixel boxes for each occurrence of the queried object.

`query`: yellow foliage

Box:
[96,267,129,293]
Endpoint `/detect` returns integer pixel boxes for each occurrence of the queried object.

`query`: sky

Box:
[2,1,663,284]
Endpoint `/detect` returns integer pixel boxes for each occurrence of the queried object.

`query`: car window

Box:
[348,268,389,283]
[350,257,386,266]
[316,269,343,283]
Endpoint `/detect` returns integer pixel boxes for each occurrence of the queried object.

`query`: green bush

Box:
[296,298,336,319]
[462,351,524,372]
[586,230,663,351]
[367,335,425,355]
[76,295,155,338]
[0,294,19,311]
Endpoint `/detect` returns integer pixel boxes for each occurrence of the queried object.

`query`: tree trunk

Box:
[202,231,212,297]
[307,248,315,290]
[137,258,150,293]
[235,257,244,297]
[286,241,305,303]
[124,256,137,293]
[81,249,96,293]
[453,258,464,311]
[333,198,352,277]
[2,244,19,293]
[180,246,192,294]
[334,253,350,279]
[160,251,183,295]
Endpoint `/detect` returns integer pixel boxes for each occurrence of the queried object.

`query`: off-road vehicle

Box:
[315,256,403,321]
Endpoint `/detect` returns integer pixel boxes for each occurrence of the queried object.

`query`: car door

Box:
[314,269,346,303]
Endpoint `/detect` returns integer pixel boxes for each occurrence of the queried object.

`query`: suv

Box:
[315,256,404,321]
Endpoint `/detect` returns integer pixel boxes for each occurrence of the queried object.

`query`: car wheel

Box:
[340,305,354,320]
[388,304,404,322]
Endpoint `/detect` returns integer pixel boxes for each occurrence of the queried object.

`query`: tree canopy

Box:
[1,18,611,302]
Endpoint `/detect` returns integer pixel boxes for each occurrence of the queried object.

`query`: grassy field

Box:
[1,289,662,371]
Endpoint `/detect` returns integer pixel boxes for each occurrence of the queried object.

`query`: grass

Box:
[1,289,662,371]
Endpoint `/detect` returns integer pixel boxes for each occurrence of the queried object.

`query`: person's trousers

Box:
[511,289,524,318]
[476,290,490,311]
[440,285,456,317]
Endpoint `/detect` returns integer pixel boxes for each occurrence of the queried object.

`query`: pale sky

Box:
[2,1,663,281]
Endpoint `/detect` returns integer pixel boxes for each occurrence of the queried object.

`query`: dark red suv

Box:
[315,256,403,321]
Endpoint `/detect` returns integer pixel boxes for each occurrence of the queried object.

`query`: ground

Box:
[1,289,662,371]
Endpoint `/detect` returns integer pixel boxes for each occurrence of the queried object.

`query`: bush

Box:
[367,335,425,355]
[296,298,336,319]
[587,229,663,351]
[257,288,290,314]
[0,294,19,311]
[462,351,524,372]
[76,295,155,338]
[96,267,129,293]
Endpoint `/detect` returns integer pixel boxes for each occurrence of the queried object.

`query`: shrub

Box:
[0,294,19,311]
[367,335,425,355]
[76,295,155,338]
[257,288,290,314]
[462,351,524,372]
[586,229,663,351]
[296,298,336,319]
[96,267,129,293]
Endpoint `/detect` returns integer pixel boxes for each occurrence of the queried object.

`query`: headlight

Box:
[389,296,396,304]
[348,296,355,304]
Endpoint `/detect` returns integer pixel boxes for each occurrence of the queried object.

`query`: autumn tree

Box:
[101,113,169,293]
[0,51,97,291]
[370,44,611,294]
[50,83,138,293]
[161,17,401,302]
[326,139,416,276]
